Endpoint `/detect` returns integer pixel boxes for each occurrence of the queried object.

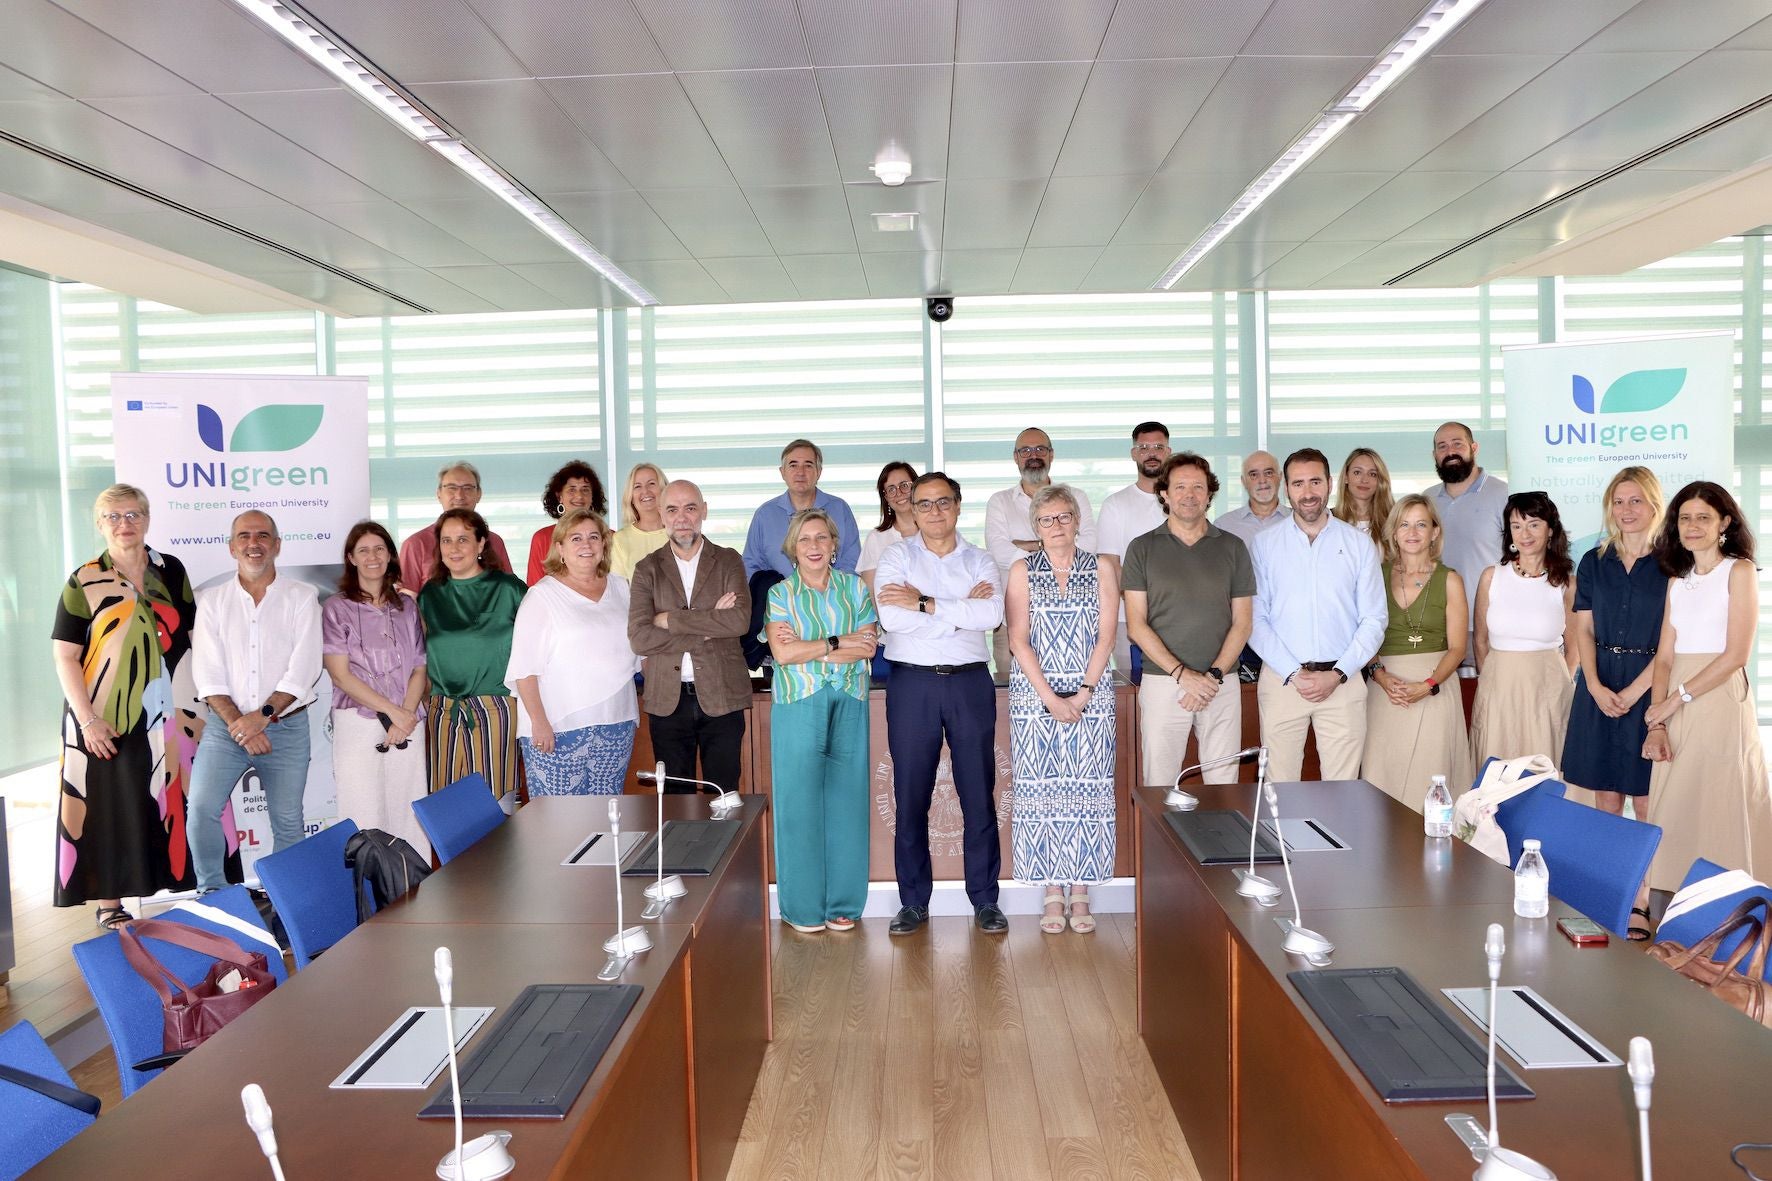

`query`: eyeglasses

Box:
[913,497,956,513]
[100,511,145,525]
[1035,512,1075,528]
[883,481,914,495]
[1132,444,1169,454]
[439,482,479,494]
[1014,445,1053,457]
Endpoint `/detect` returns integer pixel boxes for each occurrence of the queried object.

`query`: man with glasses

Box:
[1096,421,1171,672]
[874,473,1008,935]
[984,427,1095,680]
[741,438,861,673]
[1124,454,1254,788]
[398,460,513,585]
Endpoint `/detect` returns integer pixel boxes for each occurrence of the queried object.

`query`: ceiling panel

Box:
[415,264,559,310]
[252,268,458,314]
[1113,172,1247,245]
[815,64,954,183]
[458,0,669,76]
[303,201,493,267]
[1644,103,1772,171]
[1724,13,1772,47]
[947,63,1090,180]
[0,63,65,102]
[1216,171,1392,246]
[1391,169,1601,241]
[802,0,957,67]
[543,190,688,260]
[55,0,336,94]
[1310,240,1462,288]
[780,252,870,300]
[615,257,733,304]
[639,189,774,257]
[504,262,623,308]
[399,193,579,265]
[743,184,857,255]
[954,0,1117,63]
[1485,168,1727,242]
[1436,0,1640,54]
[938,249,1020,293]
[1395,235,1562,286]
[1252,240,1382,288]
[292,0,529,84]
[1305,54,1557,173]
[1170,239,1304,290]
[677,70,839,188]
[841,180,945,254]
[1516,50,1772,172]
[1412,51,1701,172]
[1008,246,1100,292]
[1052,57,1229,177]
[0,0,199,98]
[1025,174,1148,247]
[202,203,421,271]
[1159,55,1368,176]
[1314,171,1496,240]
[942,178,1046,250]
[542,74,735,189]
[628,0,807,71]
[862,250,940,297]
[702,255,799,302]
[409,80,630,193]
[1242,0,1435,55]
[77,201,334,274]
[1579,0,1772,51]
[291,265,486,312]
[1080,242,1184,291]
[1096,0,1272,60]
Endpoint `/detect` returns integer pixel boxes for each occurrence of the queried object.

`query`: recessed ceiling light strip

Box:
[227,0,658,306]
[1153,0,1491,290]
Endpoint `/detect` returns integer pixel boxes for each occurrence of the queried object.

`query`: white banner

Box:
[1502,330,1735,547]
[111,372,370,875]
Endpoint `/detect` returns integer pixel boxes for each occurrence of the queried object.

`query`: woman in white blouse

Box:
[507,509,642,795]
[857,461,918,678]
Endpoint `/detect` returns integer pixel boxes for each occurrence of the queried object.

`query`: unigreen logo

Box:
[1570,369,1685,415]
[197,403,323,452]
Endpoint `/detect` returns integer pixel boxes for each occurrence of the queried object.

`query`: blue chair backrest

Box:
[70,885,288,1098]
[0,1020,96,1180]
[1494,793,1662,937]
[412,773,505,864]
[255,818,365,969]
[1656,858,1772,978]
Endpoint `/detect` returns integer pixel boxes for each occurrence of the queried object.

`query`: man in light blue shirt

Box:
[1426,421,1508,665]
[740,438,861,670]
[1249,448,1386,782]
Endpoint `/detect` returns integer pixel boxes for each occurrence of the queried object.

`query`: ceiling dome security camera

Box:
[926,297,953,323]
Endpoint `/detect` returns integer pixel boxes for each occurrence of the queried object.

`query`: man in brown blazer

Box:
[628,480,753,794]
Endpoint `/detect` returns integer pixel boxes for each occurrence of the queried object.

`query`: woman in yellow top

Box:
[609,462,669,580]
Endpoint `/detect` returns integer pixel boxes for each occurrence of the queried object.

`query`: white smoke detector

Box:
[869,150,913,186]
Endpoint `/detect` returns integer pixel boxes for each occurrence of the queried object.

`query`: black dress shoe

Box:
[975,904,1008,933]
[888,905,929,935]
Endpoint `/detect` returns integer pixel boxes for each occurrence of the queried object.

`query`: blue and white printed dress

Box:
[1009,549,1116,885]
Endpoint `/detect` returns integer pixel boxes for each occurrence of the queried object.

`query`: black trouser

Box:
[886,663,1000,909]
[741,570,785,671]
[647,684,746,794]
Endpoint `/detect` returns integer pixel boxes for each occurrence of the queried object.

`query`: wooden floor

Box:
[727,914,1200,1181]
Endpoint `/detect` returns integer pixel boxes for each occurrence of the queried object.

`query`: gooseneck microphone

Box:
[437,947,464,1181]
[240,1083,286,1181]
[1167,745,1261,810]
[1269,781,1333,962]
[1235,747,1283,905]
[642,761,687,917]
[1474,923,1557,1180]
[602,798,651,960]
[1628,1037,1654,1181]
[636,768,742,815]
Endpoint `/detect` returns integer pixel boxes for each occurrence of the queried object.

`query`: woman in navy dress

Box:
[1565,466,1665,817]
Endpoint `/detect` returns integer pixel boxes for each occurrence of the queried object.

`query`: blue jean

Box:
[189,714,312,891]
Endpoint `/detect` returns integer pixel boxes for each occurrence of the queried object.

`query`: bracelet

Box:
[78,717,100,730]
[1079,682,1096,692]
[1646,722,1668,732]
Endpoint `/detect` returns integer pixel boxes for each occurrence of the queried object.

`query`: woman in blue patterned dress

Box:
[1006,484,1117,934]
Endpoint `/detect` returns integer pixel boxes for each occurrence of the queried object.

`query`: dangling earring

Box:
[1508,542,1517,554]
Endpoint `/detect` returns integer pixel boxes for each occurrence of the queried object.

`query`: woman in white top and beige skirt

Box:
[1641,481,1772,894]
[1470,491,1577,768]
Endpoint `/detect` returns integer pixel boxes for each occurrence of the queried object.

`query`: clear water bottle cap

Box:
[1523,838,1541,850]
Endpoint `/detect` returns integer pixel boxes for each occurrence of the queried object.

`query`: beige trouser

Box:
[1257,665,1367,782]
[1140,672,1243,787]
[992,627,1012,683]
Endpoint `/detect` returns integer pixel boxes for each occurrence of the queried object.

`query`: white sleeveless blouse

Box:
[1485,562,1565,652]
[1669,557,1734,654]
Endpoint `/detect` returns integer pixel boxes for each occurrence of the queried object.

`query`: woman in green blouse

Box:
[764,509,878,933]
[418,509,527,801]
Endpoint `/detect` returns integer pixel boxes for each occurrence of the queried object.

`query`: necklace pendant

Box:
[1407,633,1424,647]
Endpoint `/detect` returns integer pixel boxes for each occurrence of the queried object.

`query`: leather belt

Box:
[890,660,989,676]
[1298,660,1340,673]
[272,704,308,723]
[1602,645,1656,656]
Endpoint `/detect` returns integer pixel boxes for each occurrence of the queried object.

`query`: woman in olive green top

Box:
[419,509,528,800]
[1363,494,1473,811]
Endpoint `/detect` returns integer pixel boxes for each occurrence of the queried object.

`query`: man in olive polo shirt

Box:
[1123,453,1255,787]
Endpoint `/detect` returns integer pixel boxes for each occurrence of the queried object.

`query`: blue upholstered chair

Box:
[0,1020,98,1179]
[412,773,506,864]
[71,885,288,1098]
[255,819,365,969]
[1494,791,1662,937]
[1655,858,1772,979]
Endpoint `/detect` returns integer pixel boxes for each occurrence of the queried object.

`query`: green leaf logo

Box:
[228,404,323,451]
[1598,368,1685,414]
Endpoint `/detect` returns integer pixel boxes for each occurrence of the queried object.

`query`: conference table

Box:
[1134,780,1772,1181]
[33,793,770,1181]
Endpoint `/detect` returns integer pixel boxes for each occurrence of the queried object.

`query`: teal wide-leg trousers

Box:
[769,687,871,926]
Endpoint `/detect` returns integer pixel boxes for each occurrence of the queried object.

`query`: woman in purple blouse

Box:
[321,521,431,858]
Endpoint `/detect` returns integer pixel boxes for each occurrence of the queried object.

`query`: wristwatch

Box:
[1336,669,1348,684]
[259,703,276,718]
[917,594,932,614]
[827,635,840,653]
[1425,677,1441,696]
[1205,666,1225,684]
[1677,682,1693,704]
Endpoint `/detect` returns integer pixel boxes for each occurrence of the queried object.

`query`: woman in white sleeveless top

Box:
[1642,481,1772,895]
[1470,491,1577,769]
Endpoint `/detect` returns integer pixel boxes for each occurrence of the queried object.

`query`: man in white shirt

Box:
[1248,450,1386,782]
[188,511,322,893]
[875,473,1008,935]
[1095,420,1171,673]
[983,426,1095,680]
[1216,450,1292,680]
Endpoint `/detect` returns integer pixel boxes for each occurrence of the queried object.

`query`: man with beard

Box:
[984,426,1096,679]
[1216,450,1292,681]
[1426,421,1508,662]
[1096,421,1171,672]
[1249,449,1386,781]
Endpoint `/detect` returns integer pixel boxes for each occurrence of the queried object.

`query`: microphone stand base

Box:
[437,1130,515,1180]
[1473,1145,1557,1180]
[709,793,743,817]
[1234,870,1283,906]
[1276,916,1334,964]
[1164,788,1199,811]
[603,925,653,956]
[645,874,688,902]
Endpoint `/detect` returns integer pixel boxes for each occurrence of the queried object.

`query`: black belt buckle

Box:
[1300,660,1338,673]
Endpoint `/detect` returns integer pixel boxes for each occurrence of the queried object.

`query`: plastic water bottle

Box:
[1513,839,1550,918]
[1423,775,1453,839]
